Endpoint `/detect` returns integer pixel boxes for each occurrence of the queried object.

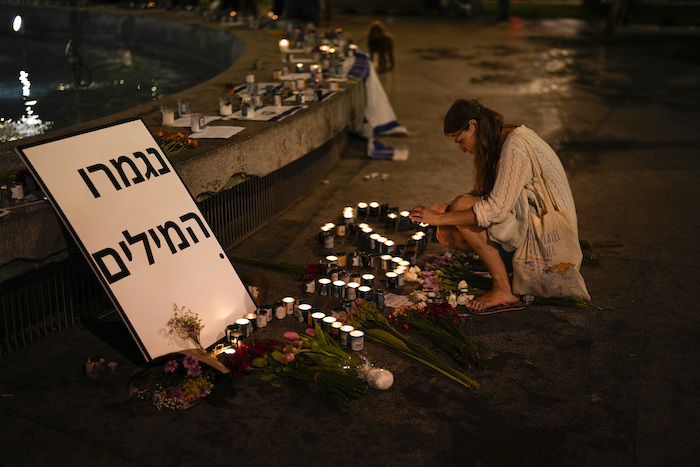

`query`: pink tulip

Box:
[283,331,299,342]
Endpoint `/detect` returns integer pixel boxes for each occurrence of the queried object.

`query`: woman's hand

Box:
[409,205,443,225]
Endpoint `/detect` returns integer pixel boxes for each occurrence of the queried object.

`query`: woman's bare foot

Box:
[466,289,524,313]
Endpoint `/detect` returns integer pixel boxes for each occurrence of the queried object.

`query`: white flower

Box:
[405,266,421,283]
[427,291,436,298]
[457,293,474,305]
[413,291,428,302]
[416,301,427,309]
[448,293,457,308]
[457,280,468,292]
[247,285,259,300]
[444,251,453,259]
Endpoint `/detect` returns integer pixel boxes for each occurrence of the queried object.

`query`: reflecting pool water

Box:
[0,34,223,143]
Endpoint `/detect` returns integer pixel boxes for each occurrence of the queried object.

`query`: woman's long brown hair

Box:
[443,99,514,196]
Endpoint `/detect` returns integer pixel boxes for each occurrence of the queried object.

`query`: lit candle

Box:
[346,281,359,300]
[282,296,295,316]
[361,273,375,287]
[298,303,312,324]
[358,285,372,300]
[369,201,380,217]
[235,318,251,338]
[296,62,304,73]
[384,239,395,254]
[380,254,393,270]
[349,330,365,351]
[279,38,289,53]
[339,324,354,346]
[318,277,332,296]
[357,202,368,217]
[332,280,346,298]
[322,315,337,333]
[331,320,343,338]
[311,311,326,327]
[386,271,399,289]
[245,312,258,331]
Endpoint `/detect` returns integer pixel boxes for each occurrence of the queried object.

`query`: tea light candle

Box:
[326,255,339,268]
[279,38,289,53]
[296,62,304,73]
[245,313,258,331]
[235,318,251,338]
[258,304,273,322]
[332,280,346,298]
[380,254,393,270]
[357,202,368,217]
[274,301,286,320]
[339,324,354,346]
[369,201,380,217]
[219,97,233,116]
[298,303,313,324]
[358,285,373,300]
[311,311,326,327]
[190,113,205,132]
[282,296,295,316]
[386,271,399,289]
[346,281,359,300]
[349,330,365,351]
[322,316,337,333]
[369,233,381,250]
[160,106,175,125]
[399,210,412,231]
[331,320,343,337]
[361,273,375,287]
[310,63,320,77]
[386,212,398,229]
[395,267,406,286]
[377,236,387,253]
[318,277,332,296]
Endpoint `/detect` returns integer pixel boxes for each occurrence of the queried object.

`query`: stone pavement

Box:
[1,13,699,467]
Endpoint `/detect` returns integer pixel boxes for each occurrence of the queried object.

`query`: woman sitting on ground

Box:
[409,99,581,314]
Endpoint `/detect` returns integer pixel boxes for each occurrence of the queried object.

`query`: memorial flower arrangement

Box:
[152,130,198,157]
[345,299,480,389]
[406,252,490,306]
[166,303,204,349]
[129,353,220,410]
[389,303,482,370]
[220,324,370,401]
[129,305,235,409]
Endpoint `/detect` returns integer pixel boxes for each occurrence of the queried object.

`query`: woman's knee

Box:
[450,194,478,211]
[436,225,472,251]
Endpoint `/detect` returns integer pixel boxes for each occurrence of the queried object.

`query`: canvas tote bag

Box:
[511,151,591,301]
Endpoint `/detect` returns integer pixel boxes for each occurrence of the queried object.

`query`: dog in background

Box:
[367,21,394,74]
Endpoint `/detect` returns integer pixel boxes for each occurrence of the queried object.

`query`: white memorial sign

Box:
[17,119,257,360]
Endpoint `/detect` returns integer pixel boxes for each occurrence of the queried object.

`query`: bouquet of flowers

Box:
[220,324,369,401]
[389,303,482,370]
[152,130,198,157]
[166,304,204,349]
[129,352,233,410]
[345,299,480,389]
[406,252,491,306]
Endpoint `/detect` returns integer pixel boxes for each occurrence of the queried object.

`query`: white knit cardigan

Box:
[472,126,578,252]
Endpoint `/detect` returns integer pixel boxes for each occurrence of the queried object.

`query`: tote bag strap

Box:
[527,148,561,212]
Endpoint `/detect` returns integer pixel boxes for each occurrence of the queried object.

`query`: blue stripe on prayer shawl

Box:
[374,120,401,135]
[347,52,371,82]
[269,106,304,121]
[370,140,395,160]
